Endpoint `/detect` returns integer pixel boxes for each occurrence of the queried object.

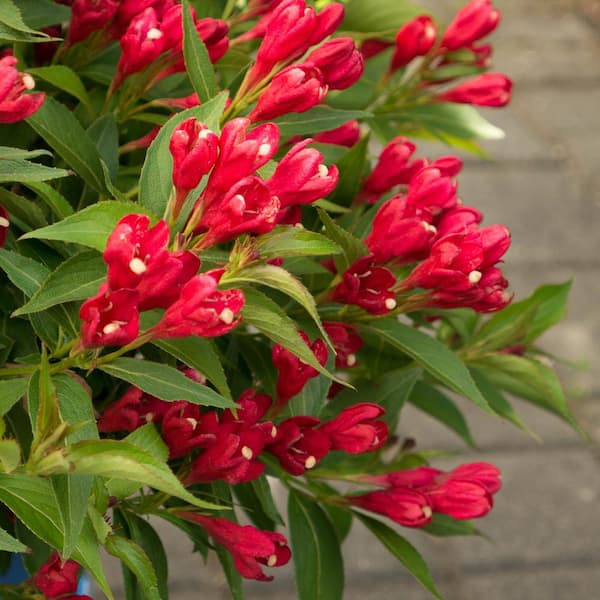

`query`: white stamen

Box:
[186,418,198,428]
[219,308,235,324]
[145,412,154,423]
[146,27,163,40]
[318,164,329,178]
[231,194,246,213]
[271,426,278,438]
[258,143,272,157]
[294,222,304,229]
[422,221,437,234]
[129,257,147,275]
[241,446,254,460]
[423,506,433,518]
[22,74,35,90]
[304,456,317,469]
[0,216,9,228]
[267,555,277,567]
[468,270,482,284]
[102,322,121,335]
[198,128,213,140]
[346,354,357,367]
[385,298,397,311]
[359,270,372,278]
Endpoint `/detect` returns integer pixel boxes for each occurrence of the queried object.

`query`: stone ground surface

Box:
[95,0,600,597]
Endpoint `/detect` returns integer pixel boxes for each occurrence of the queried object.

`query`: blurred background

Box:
[97,1,600,597]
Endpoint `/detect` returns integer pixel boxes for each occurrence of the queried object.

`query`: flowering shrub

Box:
[0,0,574,598]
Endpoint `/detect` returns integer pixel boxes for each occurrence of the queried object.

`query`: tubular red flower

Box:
[33,552,80,598]
[406,166,458,215]
[319,403,388,454]
[266,416,331,475]
[152,274,244,339]
[267,139,339,209]
[361,38,394,59]
[441,0,501,51]
[272,331,328,405]
[313,120,361,147]
[249,64,328,122]
[435,205,483,238]
[66,0,119,45]
[391,16,437,71]
[306,38,364,90]
[322,322,363,369]
[331,256,397,315]
[80,285,139,348]
[177,514,290,581]
[0,56,45,124]
[437,73,512,107]
[0,204,8,247]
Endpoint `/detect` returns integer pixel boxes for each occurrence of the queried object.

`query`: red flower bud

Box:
[169,118,219,197]
[313,120,361,147]
[0,205,9,247]
[67,0,119,45]
[249,64,328,122]
[33,552,80,598]
[429,155,463,177]
[153,274,244,339]
[427,479,494,519]
[391,16,437,71]
[322,322,363,369]
[306,37,364,90]
[441,0,501,51]
[196,18,230,63]
[349,488,433,527]
[309,2,345,45]
[272,332,328,405]
[435,205,483,238]
[80,285,139,348]
[0,56,45,124]
[331,257,397,315]
[406,166,458,215]
[177,514,290,581]
[266,416,331,475]
[361,39,394,59]
[267,139,339,209]
[437,73,512,107]
[320,403,388,454]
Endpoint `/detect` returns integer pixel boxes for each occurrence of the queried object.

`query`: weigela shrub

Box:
[0,0,574,598]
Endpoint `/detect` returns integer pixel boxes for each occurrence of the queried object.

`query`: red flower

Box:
[437,73,512,107]
[331,257,397,315]
[161,401,211,459]
[435,205,483,238]
[430,155,463,177]
[267,139,339,209]
[177,514,291,581]
[266,416,331,475]
[33,552,80,598]
[80,285,139,348]
[441,0,501,51]
[0,205,9,247]
[406,166,458,215]
[152,274,244,339]
[66,0,119,46]
[272,331,328,405]
[313,120,361,147]
[249,64,328,122]
[391,16,437,71]
[322,322,363,369]
[349,488,433,527]
[0,56,45,124]
[306,37,364,90]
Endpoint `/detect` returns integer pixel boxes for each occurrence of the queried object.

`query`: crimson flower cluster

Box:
[32,552,91,600]
[349,462,502,527]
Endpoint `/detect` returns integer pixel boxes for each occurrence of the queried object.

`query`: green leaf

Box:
[88,114,120,183]
[52,473,94,559]
[254,226,341,260]
[105,535,161,600]
[317,207,368,271]
[0,526,28,552]
[0,248,48,296]
[21,201,155,251]
[0,0,45,34]
[241,288,337,381]
[274,106,372,138]
[139,92,228,217]
[288,491,344,600]
[0,146,52,160]
[54,373,98,442]
[0,158,69,183]
[25,181,74,219]
[67,440,223,510]
[224,263,331,348]
[182,0,218,102]
[327,136,369,207]
[234,475,284,530]
[28,66,93,113]
[381,103,504,141]
[357,513,442,600]
[364,320,491,414]
[0,440,20,473]
[16,0,71,30]
[153,337,232,399]
[26,98,108,193]
[409,382,476,448]
[342,0,426,34]
[0,377,29,417]
[99,357,234,409]
[422,513,479,537]
[14,250,105,315]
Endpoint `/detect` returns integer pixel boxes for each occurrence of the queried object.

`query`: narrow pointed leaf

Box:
[0,527,27,552]
[0,378,29,416]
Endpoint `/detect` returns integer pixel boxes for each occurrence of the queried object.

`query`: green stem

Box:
[0,365,37,378]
